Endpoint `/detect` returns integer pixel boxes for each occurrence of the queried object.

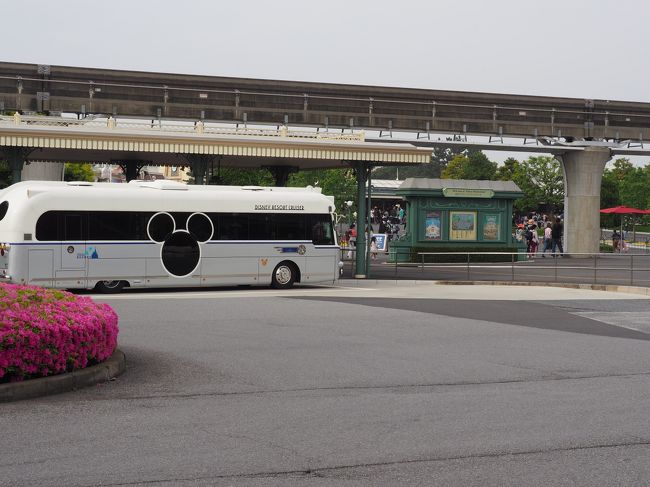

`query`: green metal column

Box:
[264,165,298,187]
[186,154,211,185]
[365,165,372,277]
[4,148,25,183]
[354,161,367,278]
[123,162,140,182]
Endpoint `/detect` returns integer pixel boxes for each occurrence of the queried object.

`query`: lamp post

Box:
[345,200,353,231]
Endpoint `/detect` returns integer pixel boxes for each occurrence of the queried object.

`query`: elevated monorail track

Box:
[1,62,650,142]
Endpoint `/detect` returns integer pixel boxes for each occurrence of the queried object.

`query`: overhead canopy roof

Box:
[0,116,432,169]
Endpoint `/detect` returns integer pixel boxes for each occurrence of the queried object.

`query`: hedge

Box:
[393,246,526,263]
[0,283,119,382]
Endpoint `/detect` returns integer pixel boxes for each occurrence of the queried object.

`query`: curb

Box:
[0,349,126,403]
[434,281,650,296]
[338,279,650,296]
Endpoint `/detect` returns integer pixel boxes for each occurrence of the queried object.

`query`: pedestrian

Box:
[349,223,357,248]
[541,222,553,257]
[526,222,538,259]
[370,235,378,259]
[612,229,621,252]
[551,217,564,257]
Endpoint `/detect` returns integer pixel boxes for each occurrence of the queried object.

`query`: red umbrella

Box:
[599,205,648,214]
[600,206,649,249]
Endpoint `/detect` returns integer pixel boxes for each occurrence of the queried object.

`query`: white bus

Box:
[0,180,341,292]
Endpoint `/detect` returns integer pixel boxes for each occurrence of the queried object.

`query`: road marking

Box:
[92,285,377,300]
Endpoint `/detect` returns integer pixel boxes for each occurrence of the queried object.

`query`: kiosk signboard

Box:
[450,211,477,240]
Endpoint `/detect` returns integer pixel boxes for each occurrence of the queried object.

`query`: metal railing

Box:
[0,114,366,141]
[339,249,650,287]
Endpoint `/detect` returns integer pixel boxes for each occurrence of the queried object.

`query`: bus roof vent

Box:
[67,181,93,186]
[136,180,189,191]
[241,186,265,191]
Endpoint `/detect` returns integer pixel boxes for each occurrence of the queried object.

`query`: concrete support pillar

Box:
[354,162,368,278]
[558,148,611,255]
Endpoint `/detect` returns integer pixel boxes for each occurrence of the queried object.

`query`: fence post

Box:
[421,253,424,276]
[630,254,634,286]
[593,253,597,284]
[511,252,515,282]
[466,253,470,281]
[554,253,558,282]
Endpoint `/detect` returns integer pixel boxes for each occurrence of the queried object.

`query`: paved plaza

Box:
[1,281,649,486]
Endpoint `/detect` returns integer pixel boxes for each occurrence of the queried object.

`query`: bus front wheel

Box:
[95,280,126,294]
[271,262,296,289]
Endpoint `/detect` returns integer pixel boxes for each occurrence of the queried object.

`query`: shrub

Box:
[393,246,525,263]
[0,283,119,382]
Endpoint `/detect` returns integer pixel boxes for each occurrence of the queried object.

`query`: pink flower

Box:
[0,283,119,382]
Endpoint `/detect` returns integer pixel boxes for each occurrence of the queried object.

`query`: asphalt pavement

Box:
[1,282,648,486]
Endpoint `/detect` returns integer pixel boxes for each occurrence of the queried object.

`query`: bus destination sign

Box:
[254,204,305,211]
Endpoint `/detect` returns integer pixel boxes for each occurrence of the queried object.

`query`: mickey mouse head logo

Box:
[147,212,213,277]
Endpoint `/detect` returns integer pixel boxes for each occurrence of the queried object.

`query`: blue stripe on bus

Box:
[7,240,324,246]
[8,241,156,246]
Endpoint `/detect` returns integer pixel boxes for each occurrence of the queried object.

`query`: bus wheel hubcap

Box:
[276,266,291,285]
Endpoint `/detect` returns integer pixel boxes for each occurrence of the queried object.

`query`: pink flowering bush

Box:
[0,283,119,382]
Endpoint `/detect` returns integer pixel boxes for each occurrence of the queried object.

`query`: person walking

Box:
[612,230,621,252]
[526,222,539,259]
[551,217,564,257]
[370,236,378,259]
[541,222,553,257]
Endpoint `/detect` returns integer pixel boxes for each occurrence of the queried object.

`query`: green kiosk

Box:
[391,178,523,262]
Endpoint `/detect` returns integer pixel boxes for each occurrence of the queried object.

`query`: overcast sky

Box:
[2,0,649,163]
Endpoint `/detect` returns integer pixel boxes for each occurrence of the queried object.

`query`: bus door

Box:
[57,213,87,287]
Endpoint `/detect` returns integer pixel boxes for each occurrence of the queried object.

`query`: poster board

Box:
[424,211,442,240]
[450,211,477,240]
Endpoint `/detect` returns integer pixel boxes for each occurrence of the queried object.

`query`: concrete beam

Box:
[557,148,611,256]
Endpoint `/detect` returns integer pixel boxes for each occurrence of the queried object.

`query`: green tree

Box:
[372,144,460,180]
[600,169,620,209]
[619,166,650,209]
[610,157,634,182]
[509,156,564,213]
[0,160,11,188]
[64,163,95,182]
[209,167,274,186]
[288,168,357,215]
[495,157,520,181]
[441,151,497,180]
[599,168,622,229]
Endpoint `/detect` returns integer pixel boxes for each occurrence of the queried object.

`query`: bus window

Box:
[275,214,306,240]
[64,214,84,241]
[219,214,248,240]
[0,201,8,222]
[36,211,58,240]
[249,214,271,240]
[309,215,334,245]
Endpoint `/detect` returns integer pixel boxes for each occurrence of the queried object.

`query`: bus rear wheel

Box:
[271,262,296,289]
[95,280,126,294]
